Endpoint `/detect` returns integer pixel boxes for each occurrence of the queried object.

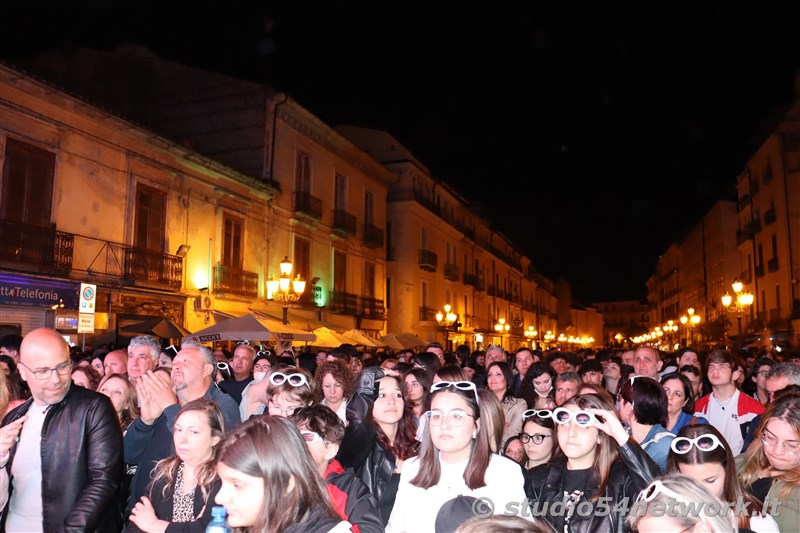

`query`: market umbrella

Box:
[398,332,428,348]
[343,329,387,348]
[307,327,353,348]
[122,317,191,339]
[380,333,408,350]
[182,314,316,344]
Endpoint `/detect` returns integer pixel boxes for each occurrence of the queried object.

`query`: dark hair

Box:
[71,364,102,390]
[404,368,432,405]
[486,361,514,402]
[502,435,524,465]
[297,352,318,377]
[215,416,339,532]
[291,404,346,445]
[579,359,603,376]
[436,364,468,382]
[411,382,490,490]
[705,349,736,370]
[667,423,762,529]
[659,372,697,413]
[326,348,351,363]
[369,375,419,461]
[619,377,667,426]
[0,334,22,352]
[0,355,17,375]
[413,352,442,377]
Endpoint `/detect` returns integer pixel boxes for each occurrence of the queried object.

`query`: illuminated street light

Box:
[721,279,754,349]
[436,303,461,350]
[267,256,306,324]
[524,326,538,348]
[494,317,510,349]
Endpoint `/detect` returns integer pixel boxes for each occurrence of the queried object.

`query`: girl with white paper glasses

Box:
[520,409,557,470]
[386,380,528,532]
[524,393,661,533]
[265,366,315,417]
[667,424,778,532]
[628,474,737,533]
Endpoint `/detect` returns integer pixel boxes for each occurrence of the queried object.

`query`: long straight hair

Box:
[410,386,491,490]
[149,398,224,504]
[667,423,760,529]
[741,394,800,499]
[369,375,419,460]
[215,415,339,533]
[559,394,619,502]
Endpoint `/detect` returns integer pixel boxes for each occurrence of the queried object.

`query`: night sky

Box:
[2,3,799,303]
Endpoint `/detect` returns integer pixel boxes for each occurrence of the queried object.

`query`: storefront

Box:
[0,273,80,338]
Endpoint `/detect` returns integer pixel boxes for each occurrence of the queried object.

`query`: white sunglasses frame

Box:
[552,407,602,427]
[670,434,723,455]
[430,380,480,404]
[269,372,309,387]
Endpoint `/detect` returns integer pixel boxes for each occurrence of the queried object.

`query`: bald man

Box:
[1,328,122,531]
[104,348,128,376]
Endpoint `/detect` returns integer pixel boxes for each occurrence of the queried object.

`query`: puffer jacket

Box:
[336,366,400,525]
[1,385,123,532]
[326,459,384,533]
[524,438,660,533]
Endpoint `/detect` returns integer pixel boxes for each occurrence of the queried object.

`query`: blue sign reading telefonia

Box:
[0,274,80,309]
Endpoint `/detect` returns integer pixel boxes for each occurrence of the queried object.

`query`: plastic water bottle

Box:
[205,506,232,533]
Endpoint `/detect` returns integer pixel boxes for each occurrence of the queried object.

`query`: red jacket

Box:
[325,459,383,533]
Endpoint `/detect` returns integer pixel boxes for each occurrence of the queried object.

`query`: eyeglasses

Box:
[269,372,309,387]
[636,480,690,504]
[552,407,604,427]
[425,409,475,427]
[760,428,800,456]
[20,361,73,381]
[519,432,552,445]
[300,430,324,444]
[268,401,303,416]
[756,370,770,377]
[522,409,553,421]
[430,381,480,404]
[253,363,272,372]
[671,434,723,454]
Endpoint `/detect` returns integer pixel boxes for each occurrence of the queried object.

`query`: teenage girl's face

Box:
[677,461,726,499]
[522,419,554,465]
[373,376,404,425]
[429,391,477,463]
[532,374,553,396]
[662,378,688,417]
[556,404,598,466]
[215,461,264,528]
[404,374,424,403]
[762,419,800,472]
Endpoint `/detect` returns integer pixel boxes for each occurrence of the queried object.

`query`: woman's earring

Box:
[472,430,477,439]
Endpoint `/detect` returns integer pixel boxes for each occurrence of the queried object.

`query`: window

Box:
[364,261,375,298]
[294,236,311,281]
[135,185,166,252]
[1,138,55,226]
[222,215,243,269]
[771,235,778,259]
[775,285,781,311]
[334,173,347,210]
[295,151,311,192]
[386,277,392,309]
[364,190,374,225]
[421,227,428,250]
[333,250,347,293]
[421,280,428,308]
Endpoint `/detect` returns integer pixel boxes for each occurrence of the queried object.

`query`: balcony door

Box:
[222,215,243,269]
[1,138,55,227]
[134,185,166,252]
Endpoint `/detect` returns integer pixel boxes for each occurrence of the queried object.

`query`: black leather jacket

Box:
[336,366,399,525]
[1,385,124,532]
[524,438,660,533]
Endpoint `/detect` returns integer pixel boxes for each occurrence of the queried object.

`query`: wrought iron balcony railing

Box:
[0,219,73,275]
[419,306,437,322]
[293,191,323,219]
[332,209,357,236]
[360,297,386,319]
[419,249,438,272]
[362,224,384,249]
[444,263,459,281]
[213,264,259,298]
[329,290,358,315]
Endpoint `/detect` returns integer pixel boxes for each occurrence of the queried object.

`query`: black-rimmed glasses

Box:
[519,432,552,445]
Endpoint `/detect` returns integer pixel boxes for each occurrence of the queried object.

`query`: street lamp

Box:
[664,320,678,348]
[524,326,538,348]
[544,330,555,348]
[494,317,510,349]
[266,256,306,324]
[436,303,461,351]
[721,279,754,349]
[679,308,701,346]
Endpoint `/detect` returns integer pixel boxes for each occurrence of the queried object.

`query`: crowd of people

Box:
[0,330,799,532]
